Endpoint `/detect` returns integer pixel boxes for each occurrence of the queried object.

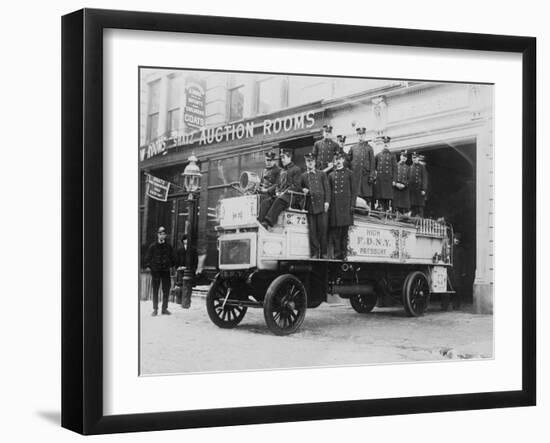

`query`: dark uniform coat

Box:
[349,141,375,198]
[374,148,398,200]
[260,164,281,196]
[409,163,428,207]
[300,169,330,215]
[312,138,339,171]
[276,162,302,205]
[393,162,411,209]
[144,241,176,272]
[328,167,355,227]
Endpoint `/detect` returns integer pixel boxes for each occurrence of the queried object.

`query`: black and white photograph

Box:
[1,0,544,439]
[138,68,494,375]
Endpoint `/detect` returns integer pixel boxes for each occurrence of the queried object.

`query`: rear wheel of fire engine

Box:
[350,292,378,313]
[264,274,307,336]
[402,271,430,317]
[206,277,248,329]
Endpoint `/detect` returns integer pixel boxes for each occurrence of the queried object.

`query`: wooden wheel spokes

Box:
[264,274,307,335]
[270,282,304,329]
[411,277,428,309]
[350,285,378,314]
[214,301,245,323]
[403,271,430,317]
[206,275,248,329]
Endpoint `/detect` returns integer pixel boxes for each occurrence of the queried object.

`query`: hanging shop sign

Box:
[184,78,206,130]
[140,110,318,161]
[145,174,170,202]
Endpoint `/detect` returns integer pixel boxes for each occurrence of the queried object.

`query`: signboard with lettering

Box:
[184,78,206,130]
[145,174,170,202]
[140,110,319,162]
[282,212,307,227]
[218,195,259,227]
[347,225,401,260]
[430,266,448,293]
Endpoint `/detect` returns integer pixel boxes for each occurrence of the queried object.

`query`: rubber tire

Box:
[350,292,378,314]
[402,271,430,317]
[206,276,248,329]
[263,274,307,336]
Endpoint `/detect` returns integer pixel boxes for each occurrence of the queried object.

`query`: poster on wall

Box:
[184,76,206,130]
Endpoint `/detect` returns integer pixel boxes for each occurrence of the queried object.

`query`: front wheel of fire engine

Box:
[206,277,248,329]
[264,274,307,336]
[402,271,430,317]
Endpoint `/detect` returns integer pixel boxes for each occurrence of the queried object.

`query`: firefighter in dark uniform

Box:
[349,127,375,208]
[312,124,339,171]
[258,150,281,204]
[374,136,397,211]
[328,151,355,260]
[336,134,349,168]
[300,153,330,258]
[410,152,429,217]
[393,150,411,215]
[258,149,302,228]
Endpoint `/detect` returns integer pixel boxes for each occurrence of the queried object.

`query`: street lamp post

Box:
[180,155,201,309]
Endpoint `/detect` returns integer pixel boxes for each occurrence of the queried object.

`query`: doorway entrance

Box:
[416,142,476,303]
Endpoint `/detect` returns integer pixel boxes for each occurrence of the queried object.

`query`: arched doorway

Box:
[416,141,476,304]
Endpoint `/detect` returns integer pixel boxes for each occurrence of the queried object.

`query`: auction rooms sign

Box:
[140,110,318,161]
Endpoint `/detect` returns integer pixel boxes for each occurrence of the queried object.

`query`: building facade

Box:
[139,69,493,313]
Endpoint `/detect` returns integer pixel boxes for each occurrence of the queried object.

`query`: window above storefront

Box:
[256,76,288,115]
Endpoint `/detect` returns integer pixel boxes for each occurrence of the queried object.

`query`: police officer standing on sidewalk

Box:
[301,153,330,258]
[374,136,397,211]
[144,226,176,316]
[328,151,355,259]
[312,124,339,171]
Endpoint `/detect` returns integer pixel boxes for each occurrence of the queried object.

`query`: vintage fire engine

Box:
[206,171,454,335]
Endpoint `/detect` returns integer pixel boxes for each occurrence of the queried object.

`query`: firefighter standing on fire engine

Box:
[301,153,330,258]
[328,151,355,259]
[336,134,349,168]
[410,152,429,217]
[374,136,397,211]
[393,150,411,215]
[312,124,339,171]
[348,127,375,208]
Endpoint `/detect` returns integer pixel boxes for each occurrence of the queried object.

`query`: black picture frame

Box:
[61,8,536,435]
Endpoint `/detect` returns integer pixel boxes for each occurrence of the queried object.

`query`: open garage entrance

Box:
[415,141,476,304]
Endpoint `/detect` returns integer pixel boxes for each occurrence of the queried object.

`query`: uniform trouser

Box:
[261,197,289,226]
[151,270,171,311]
[377,199,392,211]
[329,226,350,259]
[411,205,424,217]
[360,196,373,207]
[258,196,272,222]
[307,212,328,258]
